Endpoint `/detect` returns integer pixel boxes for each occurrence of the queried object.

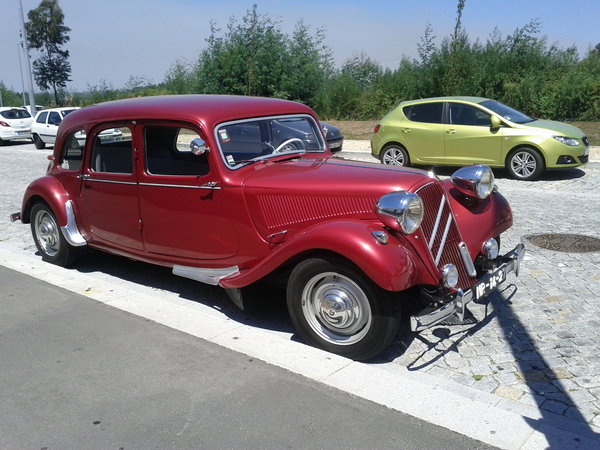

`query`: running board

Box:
[172,265,240,286]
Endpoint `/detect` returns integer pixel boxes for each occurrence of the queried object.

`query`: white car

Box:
[31,107,80,149]
[31,107,122,149]
[0,107,33,145]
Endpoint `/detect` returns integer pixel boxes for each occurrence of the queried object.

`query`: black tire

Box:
[0,138,7,146]
[32,134,46,149]
[380,144,409,166]
[30,203,80,267]
[287,256,400,361]
[506,148,544,180]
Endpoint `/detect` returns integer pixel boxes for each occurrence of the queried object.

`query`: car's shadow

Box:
[69,249,296,335]
[421,165,587,181]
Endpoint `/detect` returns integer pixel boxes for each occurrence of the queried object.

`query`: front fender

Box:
[445,182,513,259]
[220,219,422,292]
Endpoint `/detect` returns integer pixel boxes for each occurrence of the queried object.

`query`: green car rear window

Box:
[403,103,443,124]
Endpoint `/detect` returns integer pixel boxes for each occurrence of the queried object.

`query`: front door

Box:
[137,124,238,260]
[444,102,502,165]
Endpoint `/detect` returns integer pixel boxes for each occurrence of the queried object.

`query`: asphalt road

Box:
[0,265,497,450]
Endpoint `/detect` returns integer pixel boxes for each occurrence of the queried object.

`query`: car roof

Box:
[59,95,315,133]
[401,96,490,105]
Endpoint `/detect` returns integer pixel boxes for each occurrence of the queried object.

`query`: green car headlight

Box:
[375,191,424,234]
[553,136,580,146]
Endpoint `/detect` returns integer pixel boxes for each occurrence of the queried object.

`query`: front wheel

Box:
[507,148,544,180]
[287,257,400,361]
[380,144,409,166]
[32,134,46,149]
[30,203,80,267]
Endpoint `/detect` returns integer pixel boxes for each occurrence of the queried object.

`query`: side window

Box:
[59,129,85,171]
[36,111,48,124]
[48,111,61,126]
[403,103,443,124]
[90,126,132,174]
[145,126,209,176]
[449,103,491,126]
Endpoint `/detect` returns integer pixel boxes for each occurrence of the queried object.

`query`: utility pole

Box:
[18,0,37,114]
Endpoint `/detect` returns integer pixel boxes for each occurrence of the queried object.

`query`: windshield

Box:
[60,109,78,119]
[479,100,534,124]
[216,115,326,168]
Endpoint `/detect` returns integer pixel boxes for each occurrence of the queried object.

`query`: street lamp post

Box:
[17,41,27,106]
[18,0,37,114]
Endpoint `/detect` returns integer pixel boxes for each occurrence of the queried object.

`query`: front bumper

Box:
[410,243,525,332]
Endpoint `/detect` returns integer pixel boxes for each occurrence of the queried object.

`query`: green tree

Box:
[194,5,331,108]
[25,0,72,106]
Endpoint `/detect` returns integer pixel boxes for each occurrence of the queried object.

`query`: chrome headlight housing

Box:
[451,165,495,199]
[482,238,499,259]
[440,264,459,289]
[375,191,424,234]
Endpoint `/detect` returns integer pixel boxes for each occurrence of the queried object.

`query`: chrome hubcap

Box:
[302,272,371,345]
[35,211,60,257]
[383,148,405,166]
[512,152,536,177]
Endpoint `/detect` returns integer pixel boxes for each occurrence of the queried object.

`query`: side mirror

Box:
[490,115,502,129]
[190,137,209,155]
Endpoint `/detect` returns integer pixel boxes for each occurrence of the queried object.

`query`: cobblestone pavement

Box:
[2,141,599,431]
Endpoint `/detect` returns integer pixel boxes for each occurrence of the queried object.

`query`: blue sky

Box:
[1,0,598,93]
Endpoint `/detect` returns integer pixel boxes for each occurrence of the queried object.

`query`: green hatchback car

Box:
[371,97,590,180]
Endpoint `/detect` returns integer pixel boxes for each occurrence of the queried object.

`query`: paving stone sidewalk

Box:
[1,141,599,431]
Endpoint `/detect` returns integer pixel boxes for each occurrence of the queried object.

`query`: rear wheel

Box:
[287,257,400,361]
[507,148,544,180]
[32,134,46,149]
[30,203,79,267]
[380,144,409,166]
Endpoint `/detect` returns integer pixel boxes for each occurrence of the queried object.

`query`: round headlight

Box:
[375,191,424,234]
[440,264,459,289]
[451,165,495,199]
[482,238,499,259]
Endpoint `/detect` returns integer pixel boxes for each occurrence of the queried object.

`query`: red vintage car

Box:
[12,95,524,361]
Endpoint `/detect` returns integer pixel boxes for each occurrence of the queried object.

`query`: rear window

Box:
[0,109,31,120]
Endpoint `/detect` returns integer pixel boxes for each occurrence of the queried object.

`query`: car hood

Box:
[521,119,586,138]
[241,155,433,239]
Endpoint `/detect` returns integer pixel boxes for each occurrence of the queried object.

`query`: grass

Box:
[329,120,600,146]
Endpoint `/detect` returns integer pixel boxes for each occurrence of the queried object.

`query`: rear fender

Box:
[21,176,86,247]
[220,220,427,292]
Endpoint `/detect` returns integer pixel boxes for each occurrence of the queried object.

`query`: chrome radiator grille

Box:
[415,181,474,290]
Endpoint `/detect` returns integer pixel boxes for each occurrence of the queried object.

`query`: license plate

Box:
[473,267,506,300]
[584,147,590,156]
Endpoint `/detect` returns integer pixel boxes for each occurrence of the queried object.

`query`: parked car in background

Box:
[31,107,80,149]
[371,96,590,180]
[321,121,343,152]
[0,107,33,145]
[12,95,524,360]
[31,107,122,149]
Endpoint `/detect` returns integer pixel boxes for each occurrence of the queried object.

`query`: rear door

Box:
[77,124,144,250]
[399,102,445,164]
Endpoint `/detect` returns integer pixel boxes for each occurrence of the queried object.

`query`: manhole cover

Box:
[524,234,600,252]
